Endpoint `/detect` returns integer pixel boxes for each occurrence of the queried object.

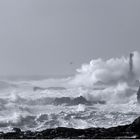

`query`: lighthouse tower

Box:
[129,53,134,79]
[128,52,139,86]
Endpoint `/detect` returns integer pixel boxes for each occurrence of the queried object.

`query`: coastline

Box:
[0,116,139,139]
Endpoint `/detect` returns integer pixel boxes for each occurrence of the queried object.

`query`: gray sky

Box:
[0,0,140,76]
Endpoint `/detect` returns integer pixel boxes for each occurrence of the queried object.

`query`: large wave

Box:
[0,51,140,131]
[70,51,140,87]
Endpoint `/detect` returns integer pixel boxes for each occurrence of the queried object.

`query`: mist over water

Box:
[0,52,140,132]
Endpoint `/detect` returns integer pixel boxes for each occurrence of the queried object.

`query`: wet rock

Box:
[53,96,104,106]
[0,117,140,139]
[54,97,71,105]
[54,96,91,105]
[12,128,21,133]
[72,96,90,105]
[33,86,66,91]
[33,86,46,91]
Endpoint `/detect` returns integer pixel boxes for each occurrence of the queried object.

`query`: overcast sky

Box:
[0,0,140,76]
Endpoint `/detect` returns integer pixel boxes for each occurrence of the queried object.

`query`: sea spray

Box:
[70,51,140,87]
[0,52,139,131]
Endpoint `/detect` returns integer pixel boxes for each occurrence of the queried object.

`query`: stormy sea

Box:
[0,51,140,138]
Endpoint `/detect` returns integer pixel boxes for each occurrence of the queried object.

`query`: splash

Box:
[0,52,140,131]
[70,51,140,87]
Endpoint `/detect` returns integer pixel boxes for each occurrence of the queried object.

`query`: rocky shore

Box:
[0,116,139,139]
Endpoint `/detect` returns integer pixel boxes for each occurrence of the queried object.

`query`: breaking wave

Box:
[0,51,140,131]
[70,51,140,87]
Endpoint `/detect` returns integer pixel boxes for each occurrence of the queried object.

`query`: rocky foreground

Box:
[0,117,139,139]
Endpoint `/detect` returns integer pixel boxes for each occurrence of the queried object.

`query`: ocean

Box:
[0,51,140,132]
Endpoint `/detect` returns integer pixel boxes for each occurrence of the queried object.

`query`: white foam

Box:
[0,52,139,131]
[70,51,140,87]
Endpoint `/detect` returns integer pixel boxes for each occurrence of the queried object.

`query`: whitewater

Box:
[0,51,140,132]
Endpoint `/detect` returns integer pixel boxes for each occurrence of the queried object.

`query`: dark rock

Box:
[54,96,91,106]
[46,87,66,90]
[33,86,66,91]
[53,96,106,106]
[33,86,46,91]
[0,116,140,138]
[54,97,71,105]
[12,128,21,133]
[72,96,90,105]
[54,96,105,106]
[54,96,90,105]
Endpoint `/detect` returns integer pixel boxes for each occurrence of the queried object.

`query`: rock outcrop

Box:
[33,86,66,91]
[0,116,140,139]
[53,96,105,106]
